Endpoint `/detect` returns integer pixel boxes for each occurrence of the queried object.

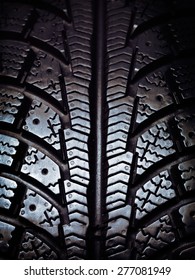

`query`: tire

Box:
[0,0,195,260]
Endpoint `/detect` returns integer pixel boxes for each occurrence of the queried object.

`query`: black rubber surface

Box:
[0,0,195,259]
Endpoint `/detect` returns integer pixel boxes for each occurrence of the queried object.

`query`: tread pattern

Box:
[0,0,92,260]
[135,215,176,259]
[0,177,17,210]
[1,0,195,259]
[18,232,58,260]
[0,221,15,255]
[104,0,195,259]
[135,171,176,219]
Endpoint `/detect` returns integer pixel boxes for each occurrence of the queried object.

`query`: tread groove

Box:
[88,0,107,259]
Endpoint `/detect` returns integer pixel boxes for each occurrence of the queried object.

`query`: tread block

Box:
[135,215,176,259]
[30,10,66,55]
[26,51,63,102]
[135,171,176,220]
[107,97,133,158]
[136,70,173,123]
[179,159,195,192]
[170,59,195,100]
[0,177,17,210]
[63,221,88,259]
[23,100,61,150]
[63,179,88,259]
[64,129,90,184]
[179,202,195,235]
[106,205,132,258]
[0,41,30,79]
[0,134,19,167]
[18,231,58,260]
[20,189,60,237]
[136,122,175,174]
[21,147,61,194]
[0,221,15,253]
[175,111,195,148]
[0,87,24,125]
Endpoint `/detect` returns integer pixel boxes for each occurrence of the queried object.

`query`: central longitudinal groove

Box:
[88,0,107,259]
